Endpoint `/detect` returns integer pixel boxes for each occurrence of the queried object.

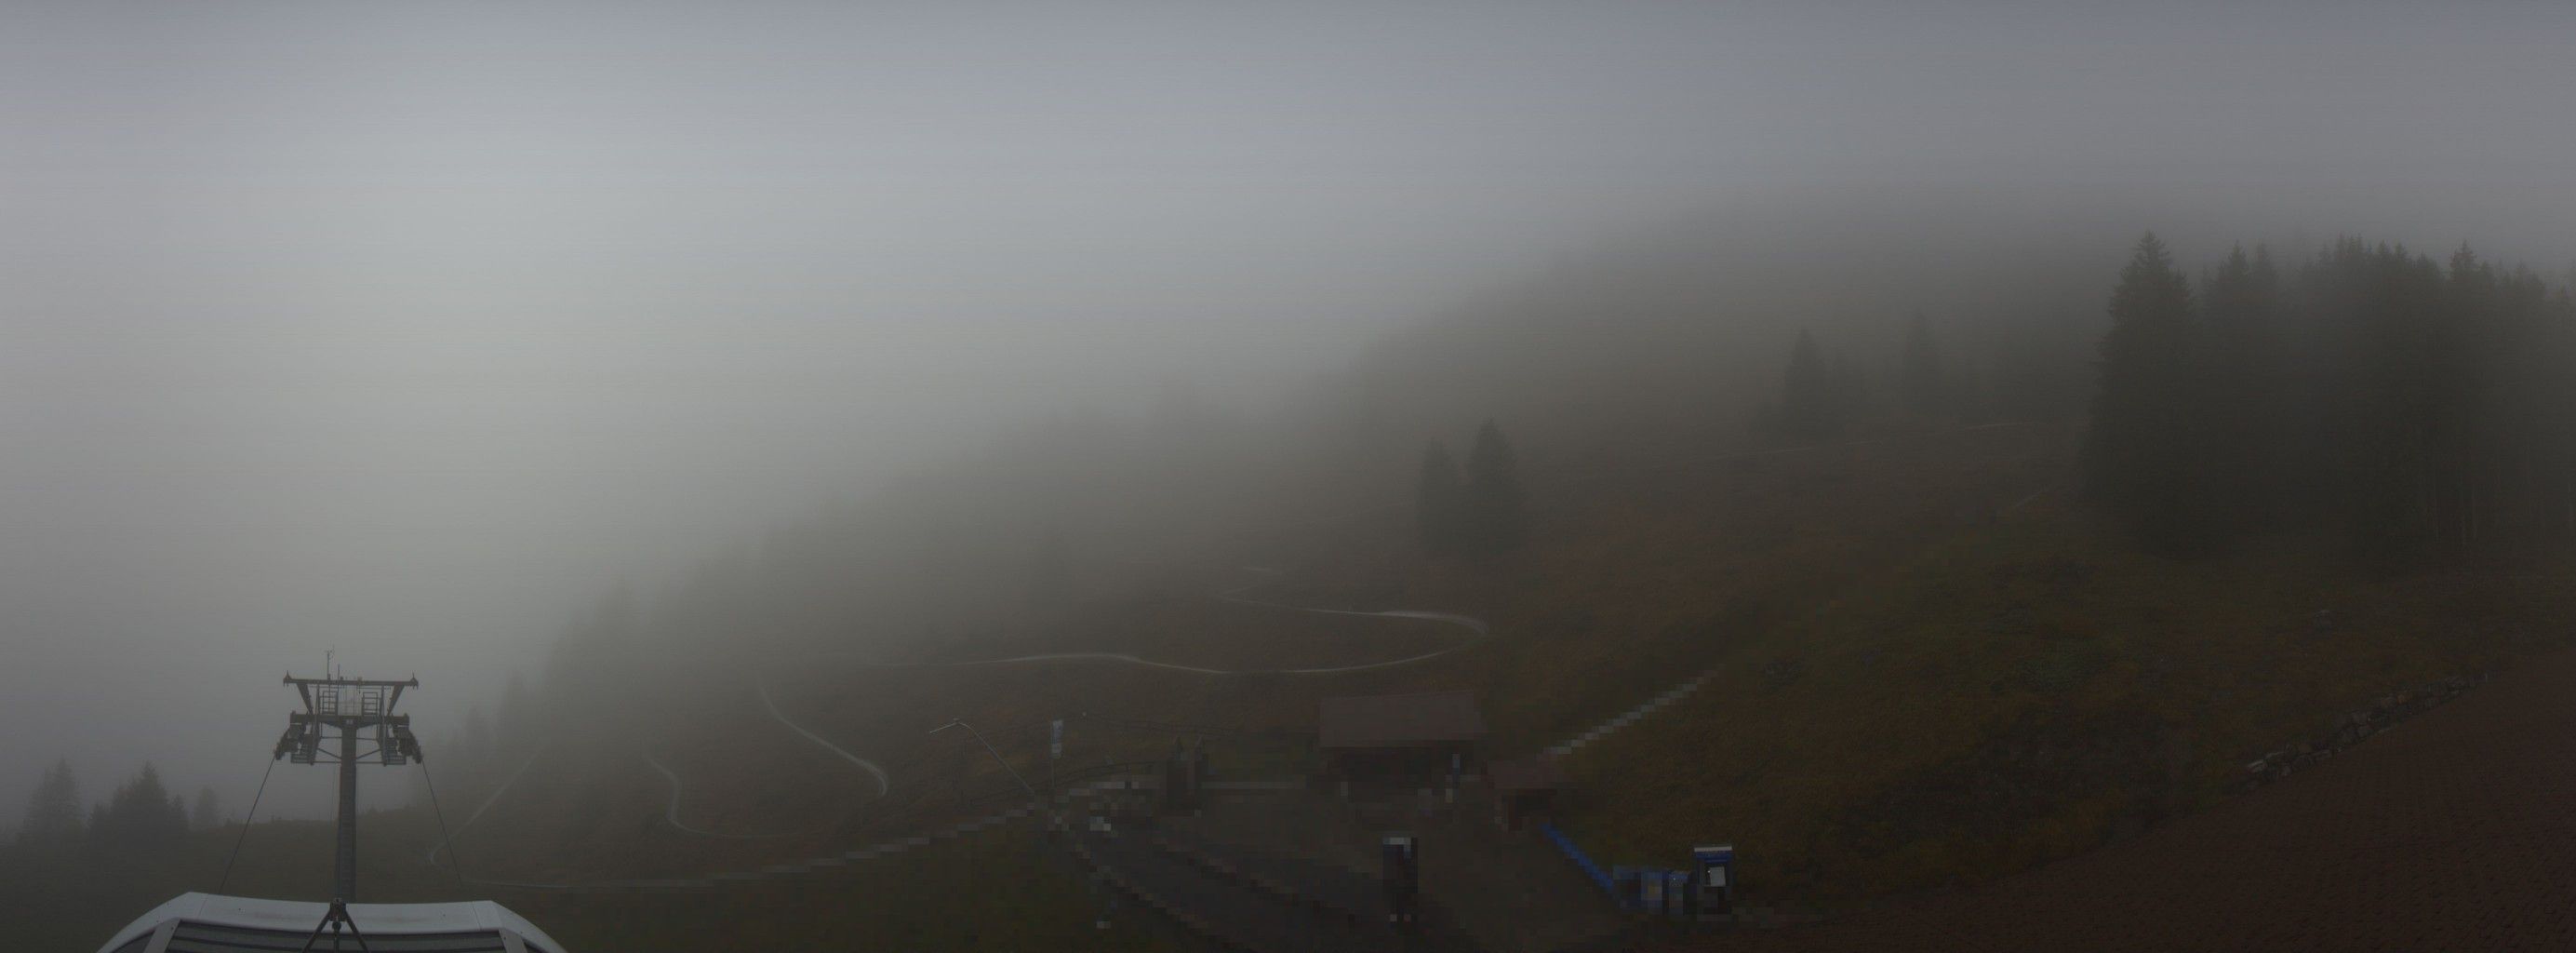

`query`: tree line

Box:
[11,759,222,853]
[2081,234,2576,558]
[1415,419,1526,556]
[1741,231,2576,561]
[1406,317,1955,557]
[1768,310,1966,443]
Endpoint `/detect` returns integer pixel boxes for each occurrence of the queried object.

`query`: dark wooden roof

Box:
[1488,757,1570,792]
[1316,691,1487,749]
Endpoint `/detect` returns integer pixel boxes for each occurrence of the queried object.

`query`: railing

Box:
[1539,823,1625,908]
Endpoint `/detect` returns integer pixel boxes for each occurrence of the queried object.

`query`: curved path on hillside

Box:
[425,571,1490,883]
[756,674,894,797]
[430,422,2051,894]
[472,421,2040,854]
[641,751,830,839]
[719,581,1489,823]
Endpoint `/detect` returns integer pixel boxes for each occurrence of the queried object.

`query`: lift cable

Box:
[214,757,279,894]
[419,763,469,891]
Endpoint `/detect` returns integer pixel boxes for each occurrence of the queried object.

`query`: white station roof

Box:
[98,892,568,953]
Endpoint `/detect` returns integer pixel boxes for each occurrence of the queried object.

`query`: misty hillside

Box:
[18,175,2576,948]
[362,206,2576,943]
[503,198,2127,716]
[23,7,2576,952]
[14,208,2576,949]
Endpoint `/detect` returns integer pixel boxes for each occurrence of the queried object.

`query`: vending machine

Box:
[1691,843,1735,922]
[1381,834,1421,926]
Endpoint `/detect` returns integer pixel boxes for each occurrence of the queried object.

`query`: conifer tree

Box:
[497,676,533,755]
[14,758,82,846]
[461,705,494,789]
[2302,239,2456,558]
[1023,530,1072,609]
[1414,440,1463,555]
[2201,244,2286,528]
[190,785,222,831]
[1462,420,1527,552]
[91,763,187,851]
[2082,233,2214,555]
[1780,329,1836,440]
[1901,310,1945,417]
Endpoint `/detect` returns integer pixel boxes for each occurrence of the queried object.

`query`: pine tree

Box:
[2080,232,2576,560]
[191,785,222,831]
[2201,244,2286,529]
[2304,239,2455,559]
[1780,329,1836,440]
[497,676,533,756]
[1024,530,1072,609]
[1462,420,1527,553]
[1901,310,1945,418]
[1827,352,1868,424]
[2082,233,2215,555]
[461,705,495,789]
[1414,440,1464,555]
[92,763,187,851]
[14,758,82,846]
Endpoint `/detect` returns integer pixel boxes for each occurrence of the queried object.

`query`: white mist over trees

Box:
[13,760,81,848]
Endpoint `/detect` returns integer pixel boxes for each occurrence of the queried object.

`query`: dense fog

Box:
[6,1,2576,829]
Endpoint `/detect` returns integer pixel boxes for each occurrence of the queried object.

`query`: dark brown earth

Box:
[1680,649,2576,952]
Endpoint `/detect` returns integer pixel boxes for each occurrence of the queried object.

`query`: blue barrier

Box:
[1539,823,1629,909]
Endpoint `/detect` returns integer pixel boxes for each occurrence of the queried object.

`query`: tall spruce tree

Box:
[1414,440,1464,555]
[461,705,494,788]
[91,763,187,851]
[1900,310,1945,417]
[2304,239,2455,558]
[2201,244,2286,529]
[2082,233,2216,555]
[14,758,82,846]
[1780,329,1836,440]
[1023,530,1072,609]
[497,676,534,756]
[1462,420,1527,552]
[190,785,222,831]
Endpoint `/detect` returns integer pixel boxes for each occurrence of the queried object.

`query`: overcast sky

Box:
[5,2,2575,821]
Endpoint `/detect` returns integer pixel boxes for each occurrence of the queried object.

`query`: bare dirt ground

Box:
[1681,647,2576,952]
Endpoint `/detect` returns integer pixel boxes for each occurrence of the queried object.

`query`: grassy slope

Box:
[52,422,2573,945]
[401,427,2071,904]
[1557,490,2576,908]
[1083,418,2576,910]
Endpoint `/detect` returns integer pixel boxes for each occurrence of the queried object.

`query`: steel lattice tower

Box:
[272,669,423,904]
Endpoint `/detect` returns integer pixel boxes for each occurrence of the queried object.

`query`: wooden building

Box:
[1317,690,1487,786]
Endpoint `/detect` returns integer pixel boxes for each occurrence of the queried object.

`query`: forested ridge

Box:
[2084,235,2576,559]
